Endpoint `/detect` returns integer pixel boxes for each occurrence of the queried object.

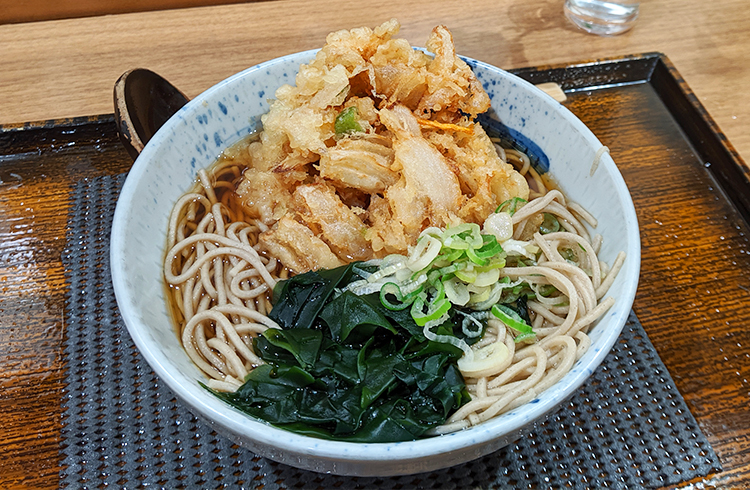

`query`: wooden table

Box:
[1,1,749,488]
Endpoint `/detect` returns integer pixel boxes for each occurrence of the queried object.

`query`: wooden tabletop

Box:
[1,0,750,167]
[1,0,750,488]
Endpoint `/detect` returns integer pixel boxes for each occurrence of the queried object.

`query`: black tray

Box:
[0,52,741,489]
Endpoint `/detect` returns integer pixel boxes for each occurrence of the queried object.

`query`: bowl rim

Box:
[110,49,641,471]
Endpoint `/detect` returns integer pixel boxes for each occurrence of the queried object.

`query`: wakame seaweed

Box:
[209,263,472,443]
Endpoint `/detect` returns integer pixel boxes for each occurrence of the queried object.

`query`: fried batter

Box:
[260,216,344,273]
[234,20,529,272]
[294,183,370,261]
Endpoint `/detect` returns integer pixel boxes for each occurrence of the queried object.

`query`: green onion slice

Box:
[334,106,363,135]
[491,304,535,342]
[495,197,527,216]
[465,246,488,266]
[442,223,483,250]
[444,276,470,306]
[411,295,452,327]
[475,235,504,258]
[540,213,561,234]
[379,282,422,311]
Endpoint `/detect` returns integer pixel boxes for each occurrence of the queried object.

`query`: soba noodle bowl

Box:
[162,20,624,438]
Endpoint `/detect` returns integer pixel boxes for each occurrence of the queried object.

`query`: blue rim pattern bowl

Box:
[110,49,640,476]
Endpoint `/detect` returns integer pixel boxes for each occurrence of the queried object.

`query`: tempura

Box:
[233,19,529,272]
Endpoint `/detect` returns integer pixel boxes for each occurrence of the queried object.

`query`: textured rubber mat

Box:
[60,174,721,489]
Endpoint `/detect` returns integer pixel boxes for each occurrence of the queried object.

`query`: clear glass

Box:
[564,0,640,36]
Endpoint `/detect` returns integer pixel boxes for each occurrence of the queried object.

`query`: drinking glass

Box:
[564,0,640,36]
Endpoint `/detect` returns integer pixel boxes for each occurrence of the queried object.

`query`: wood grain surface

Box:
[1,2,750,488]
[0,119,135,489]
[0,0,259,25]
[570,83,750,485]
[1,0,750,171]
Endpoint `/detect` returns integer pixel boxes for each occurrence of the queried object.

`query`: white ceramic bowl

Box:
[110,49,640,476]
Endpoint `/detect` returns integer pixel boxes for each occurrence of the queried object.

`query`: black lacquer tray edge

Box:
[509,52,750,224]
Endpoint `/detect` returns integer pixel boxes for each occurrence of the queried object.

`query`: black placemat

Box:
[61,174,721,489]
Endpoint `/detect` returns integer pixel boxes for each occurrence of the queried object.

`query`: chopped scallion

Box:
[334,106,363,135]
[491,304,535,342]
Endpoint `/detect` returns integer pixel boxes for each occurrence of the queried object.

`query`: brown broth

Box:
[163,136,263,339]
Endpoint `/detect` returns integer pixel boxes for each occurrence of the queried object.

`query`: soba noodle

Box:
[164,140,624,433]
[164,157,287,392]
[431,155,625,433]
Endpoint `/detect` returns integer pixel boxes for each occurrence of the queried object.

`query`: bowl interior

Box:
[110,50,640,476]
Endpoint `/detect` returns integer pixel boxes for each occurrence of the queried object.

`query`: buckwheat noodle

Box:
[164,142,624,433]
[164,158,286,393]
[426,143,625,434]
